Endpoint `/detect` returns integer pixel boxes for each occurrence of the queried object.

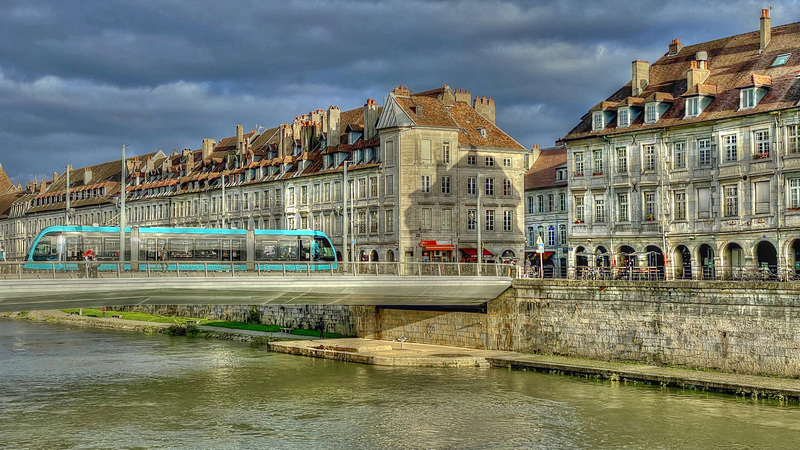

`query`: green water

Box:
[1,319,798,449]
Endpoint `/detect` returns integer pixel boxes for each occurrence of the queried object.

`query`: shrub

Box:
[246,306,260,324]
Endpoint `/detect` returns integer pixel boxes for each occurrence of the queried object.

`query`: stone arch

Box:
[575,245,589,267]
[754,240,778,279]
[722,242,745,279]
[644,245,664,279]
[386,249,395,262]
[595,245,610,268]
[698,243,715,279]
[673,244,692,279]
[370,249,379,262]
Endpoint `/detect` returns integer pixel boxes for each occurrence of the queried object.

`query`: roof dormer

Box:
[736,74,771,110]
[589,101,618,132]
[681,84,716,118]
[643,92,674,124]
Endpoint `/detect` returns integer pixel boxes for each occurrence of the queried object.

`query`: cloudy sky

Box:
[1,0,798,185]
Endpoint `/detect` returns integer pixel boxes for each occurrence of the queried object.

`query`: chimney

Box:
[531,144,541,164]
[327,105,341,147]
[687,58,710,88]
[631,60,650,97]
[202,138,216,161]
[760,8,771,51]
[454,88,472,104]
[146,156,155,173]
[364,99,379,140]
[473,95,496,124]
[668,38,682,56]
[53,171,58,182]
[279,123,292,159]
[236,124,244,158]
[83,167,92,185]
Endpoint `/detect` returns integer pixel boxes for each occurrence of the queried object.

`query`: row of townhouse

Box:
[0,85,529,264]
[559,9,800,280]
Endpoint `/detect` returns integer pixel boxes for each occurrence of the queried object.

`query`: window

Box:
[755,181,770,214]
[574,152,584,176]
[645,103,658,123]
[740,88,756,110]
[772,53,791,67]
[385,209,394,233]
[547,194,554,212]
[527,196,534,214]
[537,225,544,241]
[385,141,394,165]
[618,108,629,127]
[592,112,604,131]
[594,196,606,222]
[421,175,431,193]
[698,138,711,166]
[754,130,770,158]
[441,176,451,194]
[485,210,495,231]
[559,224,567,245]
[503,179,512,196]
[358,178,367,198]
[618,193,629,221]
[724,185,738,217]
[697,187,711,219]
[287,216,296,230]
[370,211,378,233]
[287,187,295,206]
[358,211,366,234]
[673,142,686,169]
[685,97,700,117]
[385,175,394,195]
[723,135,738,162]
[503,210,512,231]
[527,227,535,246]
[644,192,656,220]
[485,178,494,196]
[503,158,512,167]
[442,209,452,231]
[548,225,556,246]
[485,156,494,166]
[312,185,320,203]
[421,140,431,163]
[616,147,627,173]
[556,168,567,181]
[593,150,603,175]
[560,193,566,211]
[538,195,544,213]
[644,144,656,171]
[789,125,800,154]
[369,177,378,197]
[468,155,477,165]
[467,209,477,230]
[420,208,432,229]
[790,179,800,209]
[574,197,584,223]
[467,177,476,195]
[674,191,686,220]
[442,141,451,164]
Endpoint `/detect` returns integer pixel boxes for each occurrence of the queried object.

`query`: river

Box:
[1,319,799,449]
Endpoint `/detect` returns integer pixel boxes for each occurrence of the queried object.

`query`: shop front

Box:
[419,240,456,262]
[460,248,494,263]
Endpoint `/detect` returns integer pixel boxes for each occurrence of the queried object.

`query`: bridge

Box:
[0,261,514,312]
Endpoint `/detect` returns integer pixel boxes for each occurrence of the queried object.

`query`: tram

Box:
[26,226,338,272]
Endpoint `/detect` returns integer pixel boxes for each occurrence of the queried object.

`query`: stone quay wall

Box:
[115,304,357,337]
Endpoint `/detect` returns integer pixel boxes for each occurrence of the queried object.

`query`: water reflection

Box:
[1,319,798,449]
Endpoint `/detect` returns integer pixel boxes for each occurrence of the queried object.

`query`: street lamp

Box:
[120,144,128,263]
[342,161,352,262]
[476,173,483,274]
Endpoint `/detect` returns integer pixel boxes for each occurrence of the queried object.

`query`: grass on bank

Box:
[59,309,347,338]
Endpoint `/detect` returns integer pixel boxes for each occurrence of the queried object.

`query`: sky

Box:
[1,0,799,185]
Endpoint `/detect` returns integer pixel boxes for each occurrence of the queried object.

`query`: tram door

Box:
[222,239,244,261]
[140,238,168,261]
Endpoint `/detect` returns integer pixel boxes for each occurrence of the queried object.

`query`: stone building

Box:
[561,9,800,280]
[0,85,528,264]
[524,145,568,276]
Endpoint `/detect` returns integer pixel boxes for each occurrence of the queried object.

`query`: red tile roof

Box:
[525,147,568,190]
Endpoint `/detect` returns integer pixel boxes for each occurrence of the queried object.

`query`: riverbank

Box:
[6,309,800,401]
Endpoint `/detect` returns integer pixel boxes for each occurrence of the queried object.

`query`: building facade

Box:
[562,9,800,280]
[0,85,528,264]
[524,145,568,276]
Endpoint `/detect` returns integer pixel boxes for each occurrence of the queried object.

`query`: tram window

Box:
[299,237,312,261]
[99,238,120,261]
[195,239,220,260]
[276,238,298,260]
[169,239,194,259]
[221,239,245,261]
[256,239,278,260]
[314,236,336,261]
[32,235,57,261]
[83,237,102,259]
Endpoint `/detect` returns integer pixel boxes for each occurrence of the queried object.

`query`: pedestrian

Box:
[102,306,107,317]
[0,244,6,262]
[317,319,325,338]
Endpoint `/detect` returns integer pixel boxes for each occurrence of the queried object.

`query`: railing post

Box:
[17,262,22,280]
[52,262,56,279]
[231,262,235,277]
[147,262,151,278]
[176,263,180,278]
[117,263,121,278]
[375,262,378,276]
[204,263,208,277]
[307,263,310,276]
[282,263,286,277]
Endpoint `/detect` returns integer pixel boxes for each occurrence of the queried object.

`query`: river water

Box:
[2,319,799,449]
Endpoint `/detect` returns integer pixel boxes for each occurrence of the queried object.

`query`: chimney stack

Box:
[364,98,378,140]
[473,95,496,124]
[687,57,710,88]
[202,138,216,161]
[83,167,92,185]
[454,88,472,104]
[236,124,245,159]
[760,8,771,51]
[631,60,649,97]
[531,144,541,164]
[669,38,682,56]
[327,105,341,147]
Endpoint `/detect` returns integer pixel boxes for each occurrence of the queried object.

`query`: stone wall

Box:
[352,306,489,348]
[500,280,800,377]
[116,304,357,337]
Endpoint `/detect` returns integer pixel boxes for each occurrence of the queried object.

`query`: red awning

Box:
[420,240,456,251]
[532,252,554,260]
[461,248,494,257]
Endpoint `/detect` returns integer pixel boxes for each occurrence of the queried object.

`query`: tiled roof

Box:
[525,147,568,190]
[0,165,12,194]
[0,191,22,219]
[563,19,800,140]
[448,101,526,150]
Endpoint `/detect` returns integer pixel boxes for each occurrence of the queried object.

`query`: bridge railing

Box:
[0,260,517,280]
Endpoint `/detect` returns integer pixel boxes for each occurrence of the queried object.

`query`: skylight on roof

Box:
[772,53,791,67]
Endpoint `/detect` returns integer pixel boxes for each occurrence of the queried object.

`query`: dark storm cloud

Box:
[0,0,798,184]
